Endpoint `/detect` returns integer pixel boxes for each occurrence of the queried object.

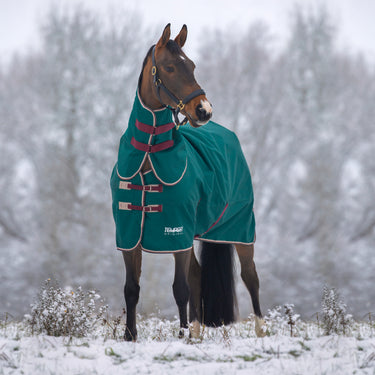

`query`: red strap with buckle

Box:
[119,181,163,192]
[135,119,175,135]
[119,202,163,212]
[128,204,163,212]
[131,137,174,153]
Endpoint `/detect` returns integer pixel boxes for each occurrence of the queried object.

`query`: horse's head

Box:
[140,24,212,127]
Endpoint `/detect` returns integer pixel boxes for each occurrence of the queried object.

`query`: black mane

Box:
[139,44,155,88]
[141,44,155,72]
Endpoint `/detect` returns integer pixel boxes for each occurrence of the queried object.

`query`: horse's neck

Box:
[139,72,163,110]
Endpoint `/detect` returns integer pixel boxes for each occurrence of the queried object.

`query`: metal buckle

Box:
[119,202,131,210]
[146,185,162,192]
[177,100,185,110]
[176,116,189,131]
[145,204,162,212]
[119,181,130,190]
[151,66,157,76]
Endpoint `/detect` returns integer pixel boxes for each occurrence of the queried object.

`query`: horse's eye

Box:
[165,66,174,73]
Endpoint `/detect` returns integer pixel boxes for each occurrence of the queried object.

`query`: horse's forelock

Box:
[166,40,182,55]
[142,41,181,71]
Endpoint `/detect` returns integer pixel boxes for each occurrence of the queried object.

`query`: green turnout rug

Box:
[110,91,255,253]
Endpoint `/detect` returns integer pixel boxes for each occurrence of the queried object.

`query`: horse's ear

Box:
[156,23,171,48]
[175,24,187,48]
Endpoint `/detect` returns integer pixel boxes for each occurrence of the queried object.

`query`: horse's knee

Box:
[173,279,189,307]
[241,261,259,283]
[125,282,140,306]
[236,245,258,282]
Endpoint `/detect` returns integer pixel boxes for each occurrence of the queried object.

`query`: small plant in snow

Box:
[264,306,287,335]
[321,286,353,335]
[25,279,108,337]
[264,304,301,336]
[102,309,126,340]
[284,304,300,337]
[368,312,375,337]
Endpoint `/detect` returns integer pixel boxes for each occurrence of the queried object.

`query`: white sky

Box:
[1,0,375,65]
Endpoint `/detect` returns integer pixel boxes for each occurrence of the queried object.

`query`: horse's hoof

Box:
[255,317,267,338]
[124,327,137,341]
[178,327,189,338]
[189,320,200,339]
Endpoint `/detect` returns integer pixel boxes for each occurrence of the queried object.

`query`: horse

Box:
[110,24,266,341]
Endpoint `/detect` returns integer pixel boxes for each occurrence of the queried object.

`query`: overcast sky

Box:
[1,0,375,66]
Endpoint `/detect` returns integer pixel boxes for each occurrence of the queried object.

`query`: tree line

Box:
[1,5,374,318]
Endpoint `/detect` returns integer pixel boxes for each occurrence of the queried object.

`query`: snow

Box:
[1,318,375,375]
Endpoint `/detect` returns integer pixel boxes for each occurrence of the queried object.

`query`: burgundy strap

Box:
[195,203,229,238]
[119,181,163,192]
[136,119,175,135]
[131,137,174,153]
[119,202,162,212]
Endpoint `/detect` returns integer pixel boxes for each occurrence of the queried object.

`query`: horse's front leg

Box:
[173,250,191,338]
[188,247,201,338]
[122,246,142,341]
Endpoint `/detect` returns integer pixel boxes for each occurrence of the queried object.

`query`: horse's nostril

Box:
[196,104,212,122]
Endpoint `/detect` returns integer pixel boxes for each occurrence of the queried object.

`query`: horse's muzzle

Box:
[195,100,212,125]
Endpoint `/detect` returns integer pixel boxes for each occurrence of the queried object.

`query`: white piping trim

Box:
[116,153,148,181]
[195,238,255,246]
[115,172,146,251]
[138,87,187,186]
[141,246,192,254]
[117,246,192,254]
[117,246,140,252]
[137,88,166,113]
[116,89,167,181]
[149,154,188,186]
[116,239,254,252]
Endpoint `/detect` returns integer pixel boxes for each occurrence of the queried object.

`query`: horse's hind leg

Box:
[188,247,201,338]
[235,243,266,337]
[122,247,142,341]
[173,250,191,338]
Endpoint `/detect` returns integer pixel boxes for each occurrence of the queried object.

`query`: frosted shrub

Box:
[321,286,353,335]
[265,304,301,336]
[25,279,108,337]
[265,306,287,335]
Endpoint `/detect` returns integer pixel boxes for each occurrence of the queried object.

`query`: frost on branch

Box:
[25,279,108,337]
[284,303,300,337]
[321,286,353,335]
[264,304,300,336]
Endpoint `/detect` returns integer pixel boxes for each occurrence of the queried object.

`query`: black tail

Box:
[200,242,236,327]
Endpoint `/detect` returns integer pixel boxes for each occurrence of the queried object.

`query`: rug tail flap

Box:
[198,202,255,244]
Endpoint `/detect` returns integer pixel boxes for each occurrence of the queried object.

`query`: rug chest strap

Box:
[131,137,174,153]
[119,202,162,212]
[135,119,175,135]
[119,181,163,192]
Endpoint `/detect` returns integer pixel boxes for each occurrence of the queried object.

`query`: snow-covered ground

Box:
[1,317,375,375]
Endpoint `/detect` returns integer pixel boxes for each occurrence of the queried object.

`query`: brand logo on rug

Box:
[164,226,184,235]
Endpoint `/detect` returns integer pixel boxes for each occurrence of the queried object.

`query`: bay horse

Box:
[110,24,265,341]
